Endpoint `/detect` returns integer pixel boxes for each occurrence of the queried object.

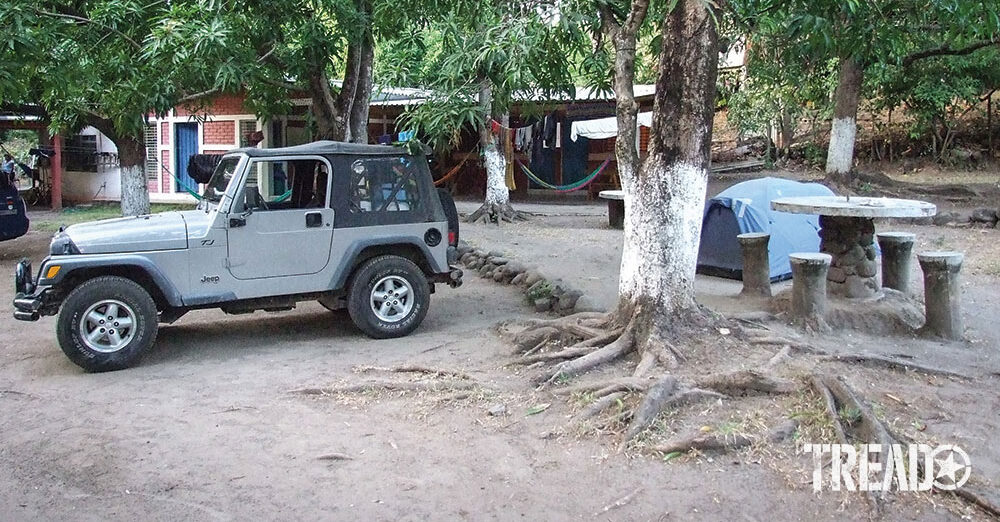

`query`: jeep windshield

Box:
[203,157,242,202]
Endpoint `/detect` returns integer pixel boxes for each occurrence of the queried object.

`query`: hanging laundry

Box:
[514,125,532,152]
[397,130,415,142]
[542,114,557,148]
[377,134,392,145]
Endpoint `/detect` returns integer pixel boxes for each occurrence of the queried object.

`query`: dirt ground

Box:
[1,173,998,520]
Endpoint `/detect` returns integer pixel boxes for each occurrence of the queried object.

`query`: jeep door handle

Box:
[305,212,323,228]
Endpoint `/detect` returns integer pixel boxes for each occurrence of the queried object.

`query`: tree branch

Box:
[623,0,651,38]
[902,38,998,67]
[33,8,142,50]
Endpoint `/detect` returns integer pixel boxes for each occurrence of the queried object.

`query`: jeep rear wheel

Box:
[347,255,429,339]
[56,276,158,372]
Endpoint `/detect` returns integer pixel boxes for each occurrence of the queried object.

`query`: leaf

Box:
[525,403,551,416]
[662,451,684,462]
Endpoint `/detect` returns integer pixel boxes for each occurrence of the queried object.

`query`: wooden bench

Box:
[599,190,625,229]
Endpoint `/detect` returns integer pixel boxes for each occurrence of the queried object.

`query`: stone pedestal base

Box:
[607,199,624,229]
[738,232,771,297]
[918,251,964,340]
[877,232,916,293]
[819,215,880,298]
[789,253,831,330]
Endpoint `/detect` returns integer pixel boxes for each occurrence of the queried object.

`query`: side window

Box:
[242,159,329,211]
[348,156,422,213]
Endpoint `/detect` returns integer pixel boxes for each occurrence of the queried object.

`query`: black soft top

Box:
[228,140,409,158]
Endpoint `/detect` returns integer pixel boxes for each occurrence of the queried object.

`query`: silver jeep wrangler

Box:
[13,141,463,372]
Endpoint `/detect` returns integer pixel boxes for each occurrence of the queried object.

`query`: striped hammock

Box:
[515,157,612,193]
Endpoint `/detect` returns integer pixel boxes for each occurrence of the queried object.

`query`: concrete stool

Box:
[738,232,771,297]
[790,253,832,327]
[599,190,625,229]
[877,232,916,293]
[917,251,964,340]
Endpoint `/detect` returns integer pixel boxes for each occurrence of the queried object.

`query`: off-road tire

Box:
[56,276,158,372]
[347,255,430,339]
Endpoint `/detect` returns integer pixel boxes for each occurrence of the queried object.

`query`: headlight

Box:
[49,232,81,255]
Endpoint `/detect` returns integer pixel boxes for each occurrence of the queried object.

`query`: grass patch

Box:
[32,202,194,232]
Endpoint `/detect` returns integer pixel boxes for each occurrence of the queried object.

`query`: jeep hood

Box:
[64,212,189,254]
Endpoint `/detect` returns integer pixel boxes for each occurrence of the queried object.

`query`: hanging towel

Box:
[569,112,654,141]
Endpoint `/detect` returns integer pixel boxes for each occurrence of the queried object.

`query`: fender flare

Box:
[330,236,444,290]
[40,254,185,307]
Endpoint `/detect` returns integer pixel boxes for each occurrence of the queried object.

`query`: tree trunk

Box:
[349,0,374,144]
[825,57,863,181]
[117,135,151,217]
[478,77,509,208]
[309,67,349,141]
[604,0,647,202]
[619,0,720,319]
[349,35,374,144]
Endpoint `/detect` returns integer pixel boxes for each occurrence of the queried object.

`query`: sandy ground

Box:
[1,178,998,519]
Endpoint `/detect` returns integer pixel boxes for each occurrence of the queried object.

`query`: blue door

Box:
[175,123,199,193]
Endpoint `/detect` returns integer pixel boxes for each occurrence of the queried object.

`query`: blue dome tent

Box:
[697,177,835,281]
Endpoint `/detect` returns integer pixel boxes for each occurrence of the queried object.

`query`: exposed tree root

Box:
[652,419,799,455]
[518,346,596,364]
[574,391,628,423]
[820,353,971,380]
[539,324,637,386]
[809,374,848,444]
[748,335,824,354]
[467,201,530,224]
[695,370,798,396]
[764,345,792,371]
[954,487,1000,518]
[291,379,477,395]
[552,376,652,397]
[811,373,1000,517]
[354,365,473,380]
[621,376,727,444]
[653,433,752,455]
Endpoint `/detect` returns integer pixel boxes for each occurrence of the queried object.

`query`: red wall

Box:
[203,121,235,145]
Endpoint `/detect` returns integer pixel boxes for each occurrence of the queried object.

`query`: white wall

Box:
[62,127,122,203]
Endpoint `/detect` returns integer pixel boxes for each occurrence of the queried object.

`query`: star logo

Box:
[931,444,971,490]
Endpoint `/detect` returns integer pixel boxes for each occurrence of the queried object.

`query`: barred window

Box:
[144,124,158,181]
[239,120,258,147]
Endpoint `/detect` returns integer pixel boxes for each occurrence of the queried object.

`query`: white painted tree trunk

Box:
[117,136,151,216]
[478,77,509,208]
[120,165,150,216]
[826,117,857,175]
[617,0,718,319]
[483,139,509,206]
[825,57,863,177]
[619,162,706,312]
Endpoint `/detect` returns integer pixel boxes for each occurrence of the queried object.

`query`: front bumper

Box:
[13,259,51,321]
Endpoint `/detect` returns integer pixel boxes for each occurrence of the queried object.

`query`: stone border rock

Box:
[456,241,602,316]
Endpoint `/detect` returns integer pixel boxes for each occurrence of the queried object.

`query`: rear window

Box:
[348,156,422,213]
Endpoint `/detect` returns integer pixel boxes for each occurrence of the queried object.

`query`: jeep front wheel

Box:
[347,255,429,339]
[56,276,158,372]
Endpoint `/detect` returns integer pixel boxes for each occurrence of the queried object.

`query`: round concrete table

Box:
[599,190,625,229]
[771,196,936,298]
